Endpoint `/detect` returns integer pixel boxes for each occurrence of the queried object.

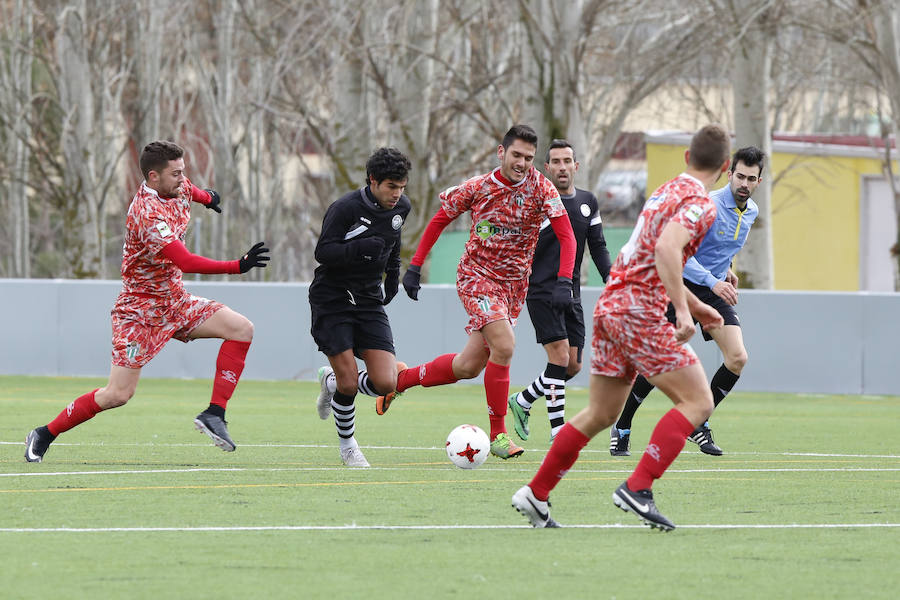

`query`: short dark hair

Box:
[501,124,538,150]
[366,147,411,185]
[140,141,184,180]
[730,146,765,176]
[545,139,576,163]
[688,124,731,171]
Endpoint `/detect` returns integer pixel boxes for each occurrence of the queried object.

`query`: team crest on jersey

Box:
[155,221,173,238]
[514,192,524,207]
[125,341,140,360]
[391,214,403,230]
[477,296,492,313]
[683,204,704,223]
[580,203,591,217]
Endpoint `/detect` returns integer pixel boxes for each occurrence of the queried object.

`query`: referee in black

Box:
[309,147,412,467]
[508,139,612,442]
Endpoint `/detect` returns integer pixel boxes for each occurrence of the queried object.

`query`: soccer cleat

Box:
[612,481,675,531]
[512,485,560,528]
[316,366,335,420]
[687,424,723,456]
[375,362,407,415]
[508,394,530,441]
[24,427,53,463]
[194,411,236,452]
[609,427,631,456]
[490,432,524,459]
[340,445,370,468]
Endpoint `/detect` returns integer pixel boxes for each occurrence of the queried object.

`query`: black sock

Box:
[616,375,655,430]
[37,425,56,442]
[205,404,226,419]
[710,364,741,408]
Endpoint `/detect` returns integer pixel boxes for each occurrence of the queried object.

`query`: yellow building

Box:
[646,132,899,291]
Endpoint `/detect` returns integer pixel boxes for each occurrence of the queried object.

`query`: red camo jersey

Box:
[441,167,565,281]
[599,173,717,316]
[120,179,199,297]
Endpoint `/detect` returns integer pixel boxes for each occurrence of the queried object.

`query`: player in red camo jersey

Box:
[377,124,577,460]
[511,124,731,529]
[24,141,270,463]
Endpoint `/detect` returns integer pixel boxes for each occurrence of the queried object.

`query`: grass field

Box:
[1,375,898,599]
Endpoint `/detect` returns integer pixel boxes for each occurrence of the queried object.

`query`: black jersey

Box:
[526,188,611,300]
[309,187,411,308]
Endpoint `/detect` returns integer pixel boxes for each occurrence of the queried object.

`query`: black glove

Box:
[383,270,400,305]
[238,241,270,273]
[402,265,422,300]
[204,189,222,213]
[352,237,385,261]
[551,276,574,312]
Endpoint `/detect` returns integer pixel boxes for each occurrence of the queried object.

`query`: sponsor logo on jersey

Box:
[360,217,372,225]
[580,203,591,217]
[683,204,704,223]
[475,220,522,240]
[391,214,403,230]
[155,221,173,238]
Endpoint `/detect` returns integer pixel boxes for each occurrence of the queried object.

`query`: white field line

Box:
[0,523,897,533]
[3,466,900,479]
[1,440,898,459]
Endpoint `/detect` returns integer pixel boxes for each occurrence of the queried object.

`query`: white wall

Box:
[1,279,898,395]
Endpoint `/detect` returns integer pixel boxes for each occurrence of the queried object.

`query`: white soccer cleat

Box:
[512,485,560,528]
[340,445,370,468]
[317,366,335,420]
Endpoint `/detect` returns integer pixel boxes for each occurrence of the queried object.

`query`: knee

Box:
[369,372,397,395]
[726,349,748,374]
[233,317,254,343]
[454,360,484,380]
[99,386,134,409]
[334,370,359,395]
[566,362,582,378]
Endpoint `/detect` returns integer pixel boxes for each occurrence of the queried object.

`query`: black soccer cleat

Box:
[194,411,236,452]
[609,427,631,456]
[612,481,675,531]
[24,427,54,463]
[688,424,723,456]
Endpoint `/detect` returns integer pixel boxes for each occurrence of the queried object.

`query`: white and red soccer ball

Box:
[445,424,490,469]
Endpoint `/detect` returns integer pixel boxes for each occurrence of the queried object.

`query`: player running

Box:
[309,147,412,468]
[611,146,763,457]
[508,139,611,443]
[373,124,576,459]
[512,124,730,530]
[24,141,269,462]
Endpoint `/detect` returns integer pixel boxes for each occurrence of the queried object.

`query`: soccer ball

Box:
[445,424,490,469]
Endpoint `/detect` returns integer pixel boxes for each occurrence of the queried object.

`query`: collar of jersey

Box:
[490,167,527,189]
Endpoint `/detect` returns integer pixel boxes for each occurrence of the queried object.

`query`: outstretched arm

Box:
[160,240,269,274]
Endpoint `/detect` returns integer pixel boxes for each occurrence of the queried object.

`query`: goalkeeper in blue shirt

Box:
[610,146,764,457]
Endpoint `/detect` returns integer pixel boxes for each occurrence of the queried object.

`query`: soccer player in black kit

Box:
[508,139,612,442]
[309,147,412,467]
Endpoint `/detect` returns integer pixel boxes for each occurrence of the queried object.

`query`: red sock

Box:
[210,340,251,409]
[628,408,695,491]
[484,361,510,439]
[397,353,458,392]
[528,422,590,501]
[47,389,102,436]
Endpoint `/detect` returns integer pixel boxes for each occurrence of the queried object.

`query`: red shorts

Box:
[110,291,223,368]
[457,271,528,335]
[590,306,698,381]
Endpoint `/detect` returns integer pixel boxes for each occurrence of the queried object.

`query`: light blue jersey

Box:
[683,184,758,289]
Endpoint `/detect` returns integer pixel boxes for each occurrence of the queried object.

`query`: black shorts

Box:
[665,279,740,341]
[526,298,586,348]
[310,303,395,358]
